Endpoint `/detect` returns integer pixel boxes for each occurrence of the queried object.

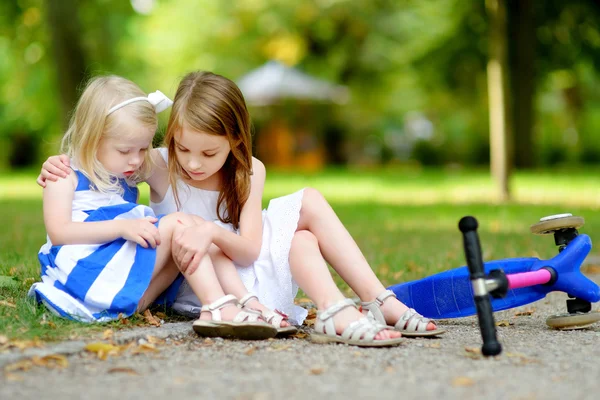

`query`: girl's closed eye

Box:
[177,146,189,153]
[118,149,131,155]
[204,153,216,157]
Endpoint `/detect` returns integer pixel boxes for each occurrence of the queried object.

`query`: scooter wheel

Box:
[546,312,600,330]
[530,214,584,235]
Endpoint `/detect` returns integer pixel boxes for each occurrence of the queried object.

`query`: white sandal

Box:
[310,298,404,347]
[192,294,277,340]
[361,290,446,337]
[239,293,298,336]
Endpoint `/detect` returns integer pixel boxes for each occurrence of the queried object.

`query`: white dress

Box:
[151,148,308,324]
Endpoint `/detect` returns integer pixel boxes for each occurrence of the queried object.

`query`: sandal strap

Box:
[200,294,239,322]
[396,308,431,332]
[262,309,288,328]
[232,308,262,323]
[318,298,356,321]
[316,298,357,336]
[342,318,388,341]
[238,293,259,308]
[360,290,397,324]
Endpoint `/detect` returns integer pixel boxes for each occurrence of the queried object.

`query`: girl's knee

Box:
[292,230,318,247]
[301,187,326,213]
[208,244,226,260]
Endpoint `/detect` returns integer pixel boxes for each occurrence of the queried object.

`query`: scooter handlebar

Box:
[459,216,502,356]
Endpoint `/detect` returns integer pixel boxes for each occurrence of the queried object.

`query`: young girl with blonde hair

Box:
[32,75,278,339]
[40,71,444,346]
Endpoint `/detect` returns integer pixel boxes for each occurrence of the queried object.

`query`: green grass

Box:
[1,167,599,340]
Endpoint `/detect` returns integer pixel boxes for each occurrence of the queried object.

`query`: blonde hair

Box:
[61,76,157,194]
[164,71,253,229]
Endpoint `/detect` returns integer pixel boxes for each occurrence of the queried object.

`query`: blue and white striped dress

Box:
[28,166,160,323]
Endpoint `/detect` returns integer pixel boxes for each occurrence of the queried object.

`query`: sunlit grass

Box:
[1,167,599,340]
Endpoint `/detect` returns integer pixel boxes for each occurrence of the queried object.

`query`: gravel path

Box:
[2,284,600,400]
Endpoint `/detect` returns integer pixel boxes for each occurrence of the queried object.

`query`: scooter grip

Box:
[458,216,502,356]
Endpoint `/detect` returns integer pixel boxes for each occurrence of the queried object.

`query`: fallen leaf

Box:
[102,329,114,340]
[463,346,482,359]
[4,359,33,372]
[505,352,540,364]
[155,311,168,320]
[203,338,214,346]
[9,339,44,350]
[4,373,24,381]
[452,377,475,387]
[31,354,69,369]
[245,347,256,356]
[425,342,441,348]
[108,367,139,375]
[353,351,363,357]
[146,336,165,345]
[143,309,161,327]
[85,342,121,360]
[496,320,513,327]
[0,300,16,309]
[295,297,312,304]
[269,343,292,352]
[309,367,325,375]
[0,335,7,345]
[464,346,481,354]
[130,343,159,354]
[515,308,536,317]
[290,331,308,339]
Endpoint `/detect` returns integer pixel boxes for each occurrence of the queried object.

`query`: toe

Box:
[427,322,437,331]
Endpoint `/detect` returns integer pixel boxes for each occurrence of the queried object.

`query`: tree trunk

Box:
[508,0,535,168]
[44,0,87,128]
[487,0,512,201]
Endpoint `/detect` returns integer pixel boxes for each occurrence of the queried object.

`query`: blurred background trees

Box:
[2,0,600,178]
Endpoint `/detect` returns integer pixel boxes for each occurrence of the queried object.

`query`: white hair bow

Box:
[107,90,173,115]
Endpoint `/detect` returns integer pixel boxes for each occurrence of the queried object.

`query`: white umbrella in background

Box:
[237,61,350,106]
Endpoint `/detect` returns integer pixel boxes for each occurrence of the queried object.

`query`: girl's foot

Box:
[361,290,445,336]
[311,298,403,347]
[243,298,291,328]
[324,301,401,341]
[198,302,245,322]
[192,295,277,340]
[378,297,438,331]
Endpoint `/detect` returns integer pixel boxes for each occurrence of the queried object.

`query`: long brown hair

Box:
[164,71,253,229]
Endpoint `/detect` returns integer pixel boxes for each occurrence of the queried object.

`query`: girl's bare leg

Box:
[289,230,400,340]
[208,244,290,327]
[140,213,239,320]
[295,188,436,330]
[137,212,185,311]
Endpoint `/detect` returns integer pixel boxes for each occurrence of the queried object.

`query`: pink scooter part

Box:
[507,269,552,289]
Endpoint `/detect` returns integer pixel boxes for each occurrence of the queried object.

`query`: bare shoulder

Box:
[46,169,77,191]
[251,157,266,178]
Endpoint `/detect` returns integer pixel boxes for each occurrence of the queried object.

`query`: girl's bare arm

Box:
[209,157,266,267]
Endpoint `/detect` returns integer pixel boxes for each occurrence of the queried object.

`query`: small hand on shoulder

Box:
[37,155,71,187]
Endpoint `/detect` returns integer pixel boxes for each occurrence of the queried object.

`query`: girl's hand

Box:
[118,216,161,248]
[37,155,71,188]
[173,220,214,275]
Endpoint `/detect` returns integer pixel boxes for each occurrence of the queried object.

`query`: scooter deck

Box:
[387,234,599,319]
